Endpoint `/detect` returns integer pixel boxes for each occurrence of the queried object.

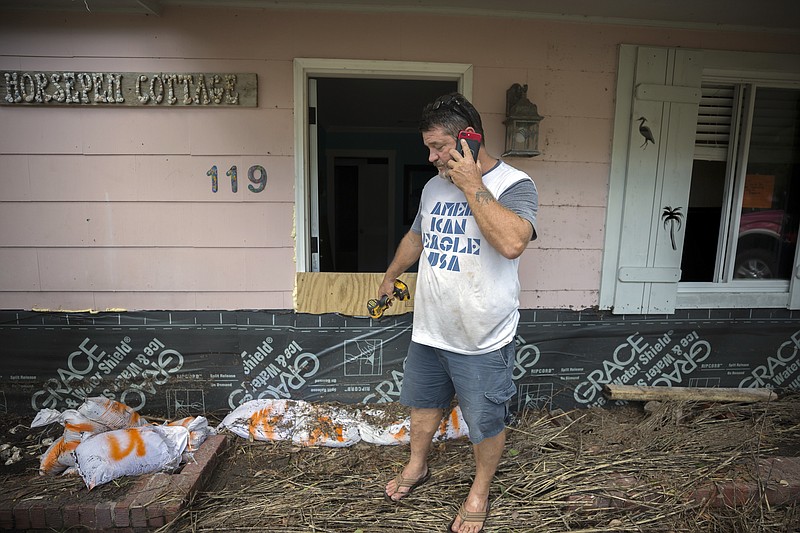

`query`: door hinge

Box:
[308,106,317,125]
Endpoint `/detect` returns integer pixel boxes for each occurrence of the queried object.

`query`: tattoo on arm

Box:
[475,187,495,205]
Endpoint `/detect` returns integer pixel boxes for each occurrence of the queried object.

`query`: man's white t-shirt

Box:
[410,161,537,355]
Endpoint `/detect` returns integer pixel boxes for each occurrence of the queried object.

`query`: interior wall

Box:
[0,7,798,311]
[314,77,455,272]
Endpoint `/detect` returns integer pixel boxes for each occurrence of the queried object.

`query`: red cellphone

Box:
[457,130,482,160]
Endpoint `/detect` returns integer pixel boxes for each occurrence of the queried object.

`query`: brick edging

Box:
[0,434,228,532]
[564,456,800,511]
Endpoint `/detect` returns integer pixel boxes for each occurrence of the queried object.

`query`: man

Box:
[379,93,538,533]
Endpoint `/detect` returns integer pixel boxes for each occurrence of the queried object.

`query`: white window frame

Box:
[292,58,473,272]
[600,47,800,312]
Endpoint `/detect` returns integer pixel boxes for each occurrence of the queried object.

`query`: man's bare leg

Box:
[449,429,505,533]
[384,407,443,501]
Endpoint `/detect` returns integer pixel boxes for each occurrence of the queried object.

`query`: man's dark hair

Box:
[419,92,484,140]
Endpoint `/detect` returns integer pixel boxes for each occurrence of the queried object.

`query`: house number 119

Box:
[207,165,267,193]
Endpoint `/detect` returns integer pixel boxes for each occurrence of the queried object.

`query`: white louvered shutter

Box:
[694,84,735,160]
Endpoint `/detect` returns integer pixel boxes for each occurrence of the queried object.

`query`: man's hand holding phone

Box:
[447,129,483,188]
[456,130,481,161]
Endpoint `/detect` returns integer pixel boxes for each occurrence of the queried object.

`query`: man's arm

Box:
[378,230,423,298]
[466,185,533,259]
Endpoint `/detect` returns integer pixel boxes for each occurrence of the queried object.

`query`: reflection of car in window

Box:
[734,210,798,279]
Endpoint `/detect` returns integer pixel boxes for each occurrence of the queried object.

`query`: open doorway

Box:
[312,77,457,272]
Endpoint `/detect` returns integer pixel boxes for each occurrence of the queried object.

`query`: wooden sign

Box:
[2,71,257,107]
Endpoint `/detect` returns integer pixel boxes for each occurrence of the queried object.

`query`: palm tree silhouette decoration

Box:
[662,206,684,250]
[638,117,656,149]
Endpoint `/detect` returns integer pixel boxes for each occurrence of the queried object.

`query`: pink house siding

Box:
[1,8,798,311]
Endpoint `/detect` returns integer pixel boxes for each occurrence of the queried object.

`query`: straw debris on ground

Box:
[160,394,800,532]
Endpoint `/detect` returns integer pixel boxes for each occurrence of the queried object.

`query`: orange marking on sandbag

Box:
[393,426,408,441]
[449,408,460,432]
[40,437,66,472]
[66,421,101,434]
[41,438,79,475]
[111,400,139,424]
[249,407,282,440]
[168,417,192,428]
[108,429,147,461]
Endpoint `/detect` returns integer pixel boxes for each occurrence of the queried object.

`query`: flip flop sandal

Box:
[383,468,432,502]
[446,499,491,533]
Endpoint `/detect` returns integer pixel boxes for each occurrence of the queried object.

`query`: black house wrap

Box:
[1,308,798,418]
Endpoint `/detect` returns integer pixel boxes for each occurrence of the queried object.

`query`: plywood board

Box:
[295,272,417,317]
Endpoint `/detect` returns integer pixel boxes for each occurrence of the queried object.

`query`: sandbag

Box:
[77,397,147,429]
[35,398,146,477]
[217,399,305,442]
[357,409,411,445]
[218,399,361,447]
[33,408,111,475]
[167,416,214,452]
[293,403,361,448]
[357,405,469,445]
[38,436,79,476]
[218,400,468,447]
[31,408,66,429]
[433,405,469,441]
[31,408,110,441]
[74,425,189,490]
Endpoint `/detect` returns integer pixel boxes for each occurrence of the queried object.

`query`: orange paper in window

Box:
[743,174,775,209]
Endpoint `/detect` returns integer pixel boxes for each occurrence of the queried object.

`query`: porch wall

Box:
[1,7,798,311]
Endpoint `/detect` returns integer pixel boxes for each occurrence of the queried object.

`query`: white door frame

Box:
[293,58,473,272]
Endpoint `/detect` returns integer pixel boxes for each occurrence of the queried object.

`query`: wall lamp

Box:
[502,83,543,157]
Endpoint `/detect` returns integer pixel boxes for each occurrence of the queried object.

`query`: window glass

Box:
[682,85,800,283]
[734,88,800,280]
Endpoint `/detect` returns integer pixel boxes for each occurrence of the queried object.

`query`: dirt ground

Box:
[1,395,799,532]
